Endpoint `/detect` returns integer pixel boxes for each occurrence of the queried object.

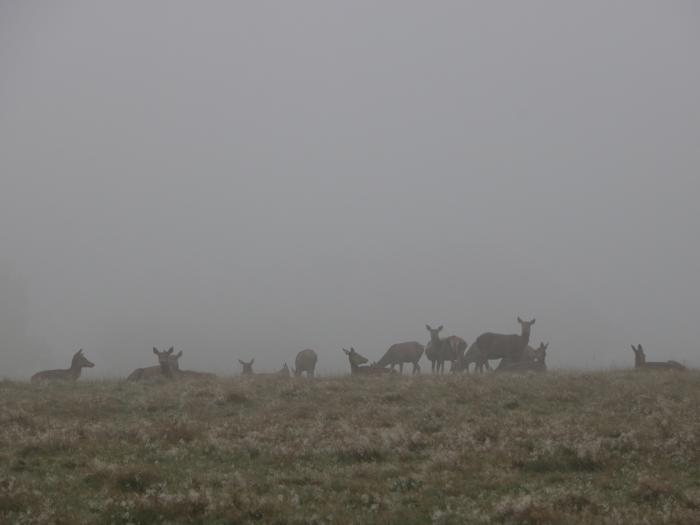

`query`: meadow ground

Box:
[1,371,699,524]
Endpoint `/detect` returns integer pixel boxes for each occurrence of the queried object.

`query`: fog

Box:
[1,2,699,378]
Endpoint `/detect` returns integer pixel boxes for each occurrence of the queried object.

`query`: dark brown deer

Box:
[496,342,548,373]
[293,349,318,377]
[631,344,686,371]
[343,348,393,375]
[425,325,454,374]
[128,347,182,381]
[31,349,95,383]
[374,341,424,374]
[464,317,535,373]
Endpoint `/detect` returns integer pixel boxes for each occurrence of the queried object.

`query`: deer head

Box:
[153,347,181,377]
[238,358,254,375]
[71,349,95,370]
[343,347,368,367]
[425,324,444,343]
[631,344,646,366]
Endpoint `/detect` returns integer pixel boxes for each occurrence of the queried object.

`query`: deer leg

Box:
[399,362,404,375]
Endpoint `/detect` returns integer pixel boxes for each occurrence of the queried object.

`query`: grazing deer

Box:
[496,342,548,373]
[464,317,535,373]
[31,349,95,383]
[239,359,290,377]
[425,325,455,374]
[375,341,424,375]
[128,347,182,381]
[343,348,393,375]
[631,344,686,371]
[293,349,318,377]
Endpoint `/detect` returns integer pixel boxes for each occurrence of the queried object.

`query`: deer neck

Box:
[68,362,83,379]
[520,328,531,346]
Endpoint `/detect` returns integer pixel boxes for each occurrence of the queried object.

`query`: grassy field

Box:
[1,371,699,524]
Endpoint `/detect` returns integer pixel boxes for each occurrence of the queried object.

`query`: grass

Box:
[0,371,699,524]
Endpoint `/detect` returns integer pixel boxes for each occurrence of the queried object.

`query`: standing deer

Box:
[343,348,393,375]
[293,349,318,377]
[425,325,454,374]
[463,317,535,373]
[31,349,95,383]
[128,347,182,381]
[374,341,424,374]
[631,344,686,371]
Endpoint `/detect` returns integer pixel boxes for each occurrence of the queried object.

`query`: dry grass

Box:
[1,371,699,524]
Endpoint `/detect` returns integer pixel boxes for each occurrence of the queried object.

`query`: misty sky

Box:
[1,2,699,378]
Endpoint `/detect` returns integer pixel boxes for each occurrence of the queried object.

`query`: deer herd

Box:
[29,317,688,383]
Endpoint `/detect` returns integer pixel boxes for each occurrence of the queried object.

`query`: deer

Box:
[463,317,535,373]
[496,342,548,373]
[425,325,456,374]
[167,350,217,380]
[374,341,424,375]
[631,344,686,371]
[343,348,393,375]
[128,347,182,381]
[31,349,95,383]
[238,359,290,377]
[292,349,318,377]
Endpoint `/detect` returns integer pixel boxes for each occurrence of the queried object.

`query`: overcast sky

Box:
[1,1,699,378]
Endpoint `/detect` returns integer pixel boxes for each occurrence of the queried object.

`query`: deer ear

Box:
[250,358,255,365]
[531,319,536,325]
[238,359,245,365]
[153,347,159,354]
[637,344,643,352]
[175,351,183,358]
[167,346,174,354]
[438,325,443,331]
[517,316,523,323]
[426,324,431,331]
[631,344,637,351]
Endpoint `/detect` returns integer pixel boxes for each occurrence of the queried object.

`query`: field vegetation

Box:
[1,371,699,524]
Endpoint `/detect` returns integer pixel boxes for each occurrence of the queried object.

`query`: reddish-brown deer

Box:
[631,344,686,371]
[31,349,95,383]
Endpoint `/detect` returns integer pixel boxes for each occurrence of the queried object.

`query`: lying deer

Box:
[496,342,548,373]
[128,347,182,381]
[238,359,290,377]
[631,344,686,371]
[31,349,95,383]
[343,348,393,375]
